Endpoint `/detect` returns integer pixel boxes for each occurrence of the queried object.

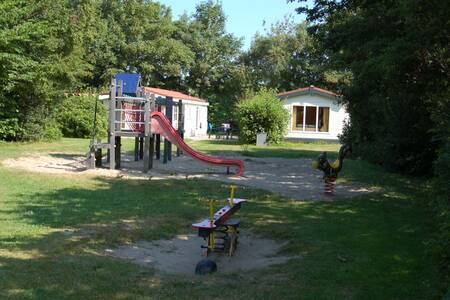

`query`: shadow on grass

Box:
[48,153,85,159]
[11,178,230,232]
[242,148,337,159]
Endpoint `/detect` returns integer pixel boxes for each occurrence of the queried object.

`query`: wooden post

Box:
[148,94,155,169]
[117,79,123,131]
[108,77,116,170]
[155,134,161,159]
[114,80,124,169]
[115,136,121,169]
[143,98,150,173]
[95,148,102,167]
[163,98,169,164]
[177,100,183,156]
[134,137,139,161]
[150,96,156,114]
[166,97,173,162]
[149,135,154,169]
[156,104,161,160]
[163,138,169,164]
[139,137,144,159]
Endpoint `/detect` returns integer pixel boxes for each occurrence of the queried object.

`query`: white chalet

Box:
[278,86,348,141]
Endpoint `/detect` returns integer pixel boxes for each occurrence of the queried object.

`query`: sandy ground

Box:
[1,153,372,200]
[1,152,372,200]
[105,233,294,274]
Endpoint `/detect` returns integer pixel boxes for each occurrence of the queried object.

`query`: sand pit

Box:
[1,152,374,200]
[2,153,87,174]
[105,233,294,274]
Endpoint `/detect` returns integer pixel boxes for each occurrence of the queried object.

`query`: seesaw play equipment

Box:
[312,144,351,195]
[86,73,244,176]
[192,186,247,274]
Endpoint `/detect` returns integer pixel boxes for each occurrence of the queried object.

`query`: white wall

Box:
[151,93,209,137]
[281,94,348,140]
[182,102,208,137]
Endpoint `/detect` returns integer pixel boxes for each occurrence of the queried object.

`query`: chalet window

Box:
[318,107,329,132]
[305,106,317,131]
[292,106,304,130]
[292,105,329,132]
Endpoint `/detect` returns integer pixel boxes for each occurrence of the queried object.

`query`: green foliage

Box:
[0,0,324,140]
[175,1,241,96]
[236,89,288,144]
[428,186,450,294]
[429,90,450,292]
[296,0,450,176]
[98,0,193,88]
[0,98,21,140]
[173,1,243,125]
[21,106,63,141]
[243,20,317,91]
[296,0,450,294]
[0,0,88,141]
[57,94,107,139]
[0,0,195,141]
[42,118,63,141]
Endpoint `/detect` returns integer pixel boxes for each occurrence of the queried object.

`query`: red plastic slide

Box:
[151,112,244,176]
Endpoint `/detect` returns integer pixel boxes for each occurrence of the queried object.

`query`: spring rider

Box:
[312,144,352,195]
[192,186,247,274]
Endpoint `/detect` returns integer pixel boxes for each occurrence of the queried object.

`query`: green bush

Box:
[19,105,63,141]
[236,89,289,144]
[56,94,107,139]
[0,117,21,141]
[429,96,450,293]
[42,118,63,141]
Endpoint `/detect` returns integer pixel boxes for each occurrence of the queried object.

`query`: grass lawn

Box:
[187,138,341,159]
[0,138,443,299]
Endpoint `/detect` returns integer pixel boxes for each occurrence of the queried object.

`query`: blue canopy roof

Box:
[115,73,141,95]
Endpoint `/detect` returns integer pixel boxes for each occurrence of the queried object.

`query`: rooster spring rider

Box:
[312,144,352,195]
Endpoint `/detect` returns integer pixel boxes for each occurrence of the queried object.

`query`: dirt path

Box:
[1,152,373,200]
[105,233,294,275]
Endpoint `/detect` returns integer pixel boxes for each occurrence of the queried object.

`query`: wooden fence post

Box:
[143,97,150,173]
[108,77,116,170]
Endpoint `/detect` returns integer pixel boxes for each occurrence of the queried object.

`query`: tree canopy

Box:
[0,0,88,140]
[292,0,450,176]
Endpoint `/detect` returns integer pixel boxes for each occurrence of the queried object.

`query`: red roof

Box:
[278,86,338,98]
[143,87,207,102]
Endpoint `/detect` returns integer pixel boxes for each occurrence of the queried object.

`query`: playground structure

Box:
[312,144,352,195]
[86,73,244,176]
[192,186,247,274]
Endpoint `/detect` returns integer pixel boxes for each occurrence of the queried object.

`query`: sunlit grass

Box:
[0,138,442,299]
[187,138,340,159]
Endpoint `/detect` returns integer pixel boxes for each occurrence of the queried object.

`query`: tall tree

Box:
[68,0,116,87]
[174,1,242,124]
[294,0,450,175]
[98,0,193,88]
[0,0,88,140]
[243,20,320,91]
